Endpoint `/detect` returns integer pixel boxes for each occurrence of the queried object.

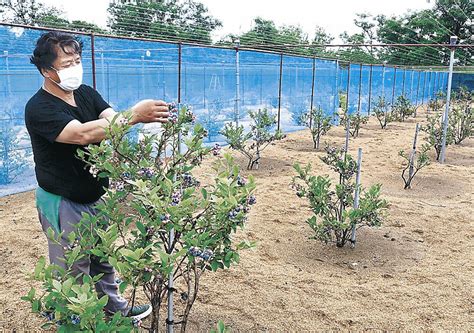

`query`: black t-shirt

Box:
[25,84,110,204]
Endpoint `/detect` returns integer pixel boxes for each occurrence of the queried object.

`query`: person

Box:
[24,31,169,320]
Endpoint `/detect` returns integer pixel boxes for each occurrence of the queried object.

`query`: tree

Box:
[218,18,313,55]
[0,0,105,33]
[337,31,377,64]
[309,25,335,57]
[362,0,473,66]
[0,0,65,25]
[68,20,106,33]
[107,0,222,44]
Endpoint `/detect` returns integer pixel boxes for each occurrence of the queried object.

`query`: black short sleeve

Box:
[25,98,75,143]
[25,86,109,204]
[84,85,111,117]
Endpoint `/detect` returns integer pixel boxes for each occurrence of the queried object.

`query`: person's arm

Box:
[55,99,169,146]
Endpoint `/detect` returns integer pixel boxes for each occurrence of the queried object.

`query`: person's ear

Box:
[41,68,50,78]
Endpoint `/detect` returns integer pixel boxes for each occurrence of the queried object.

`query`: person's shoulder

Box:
[25,89,60,120]
[25,88,49,114]
[77,84,97,94]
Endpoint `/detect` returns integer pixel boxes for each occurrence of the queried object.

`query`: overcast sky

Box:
[41,0,434,41]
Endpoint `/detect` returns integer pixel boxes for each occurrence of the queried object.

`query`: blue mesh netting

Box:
[281,55,313,132]
[452,73,473,91]
[0,24,458,195]
[314,59,338,119]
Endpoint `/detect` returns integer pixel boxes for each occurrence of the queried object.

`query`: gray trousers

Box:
[38,196,128,314]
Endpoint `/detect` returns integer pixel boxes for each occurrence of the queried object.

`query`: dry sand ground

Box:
[0,110,473,332]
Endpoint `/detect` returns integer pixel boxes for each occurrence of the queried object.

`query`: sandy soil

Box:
[1,110,473,332]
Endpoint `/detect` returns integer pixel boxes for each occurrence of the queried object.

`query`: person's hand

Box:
[131,99,169,124]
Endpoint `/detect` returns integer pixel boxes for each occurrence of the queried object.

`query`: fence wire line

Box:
[1,18,468,66]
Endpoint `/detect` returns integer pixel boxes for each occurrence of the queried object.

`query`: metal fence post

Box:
[178,43,182,103]
[415,71,421,117]
[140,55,145,99]
[357,63,362,115]
[203,65,206,108]
[421,71,426,106]
[345,63,351,114]
[90,33,97,90]
[440,36,457,163]
[334,60,339,120]
[427,71,432,101]
[391,66,397,106]
[381,63,386,101]
[100,53,105,94]
[401,68,406,97]
[4,51,11,97]
[235,39,240,125]
[367,64,373,115]
[309,56,316,128]
[277,53,283,131]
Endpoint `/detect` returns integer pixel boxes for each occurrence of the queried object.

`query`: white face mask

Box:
[50,63,83,91]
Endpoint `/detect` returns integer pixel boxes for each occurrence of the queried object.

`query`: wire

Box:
[452,0,472,21]
[0,2,466,67]
[0,17,450,66]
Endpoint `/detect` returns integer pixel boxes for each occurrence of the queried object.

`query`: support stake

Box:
[350,148,363,247]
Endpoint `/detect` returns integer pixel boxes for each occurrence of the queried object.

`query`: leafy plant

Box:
[399,144,431,189]
[392,95,414,122]
[289,99,310,127]
[205,99,226,142]
[421,112,454,161]
[220,108,285,170]
[427,92,445,113]
[26,104,257,332]
[292,147,388,248]
[210,320,230,333]
[299,107,332,149]
[23,246,133,331]
[339,91,347,112]
[0,124,31,185]
[372,96,393,129]
[449,86,473,145]
[340,111,368,138]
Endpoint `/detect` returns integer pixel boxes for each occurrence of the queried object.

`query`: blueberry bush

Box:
[292,147,388,248]
[392,95,415,122]
[220,108,285,170]
[340,111,369,138]
[449,86,473,145]
[421,112,454,161]
[25,104,256,332]
[0,124,31,185]
[23,243,132,331]
[399,144,431,189]
[300,107,332,149]
[372,96,393,129]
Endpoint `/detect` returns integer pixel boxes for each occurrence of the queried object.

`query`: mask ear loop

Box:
[46,66,61,85]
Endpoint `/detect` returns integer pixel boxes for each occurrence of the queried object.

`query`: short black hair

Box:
[30,31,83,74]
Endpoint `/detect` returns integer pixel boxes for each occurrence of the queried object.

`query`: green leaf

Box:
[34,257,46,279]
[52,279,62,292]
[201,188,208,200]
[40,322,53,330]
[25,287,35,301]
[119,281,128,294]
[98,295,109,308]
[136,221,146,235]
[32,299,40,312]
[210,261,219,272]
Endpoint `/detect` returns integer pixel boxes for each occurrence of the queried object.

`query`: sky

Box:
[40,0,435,42]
